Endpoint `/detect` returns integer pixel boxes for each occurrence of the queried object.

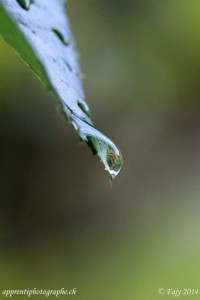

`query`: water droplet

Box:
[52,28,70,46]
[63,60,72,72]
[16,0,33,10]
[71,121,78,131]
[78,100,91,118]
[71,114,122,180]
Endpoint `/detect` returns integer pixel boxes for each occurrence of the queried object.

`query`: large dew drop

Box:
[71,114,122,181]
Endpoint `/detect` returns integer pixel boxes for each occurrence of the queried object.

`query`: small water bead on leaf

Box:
[71,114,122,181]
[64,60,72,72]
[78,100,91,118]
[52,28,70,46]
[16,0,33,10]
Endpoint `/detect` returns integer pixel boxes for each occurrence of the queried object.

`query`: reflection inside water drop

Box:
[106,146,122,175]
[71,114,122,180]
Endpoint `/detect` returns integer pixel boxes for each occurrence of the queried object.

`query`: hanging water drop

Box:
[106,146,122,177]
[70,114,122,181]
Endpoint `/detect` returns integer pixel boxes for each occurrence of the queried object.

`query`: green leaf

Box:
[0,0,122,180]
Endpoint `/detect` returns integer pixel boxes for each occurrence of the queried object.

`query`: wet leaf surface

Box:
[0,0,122,180]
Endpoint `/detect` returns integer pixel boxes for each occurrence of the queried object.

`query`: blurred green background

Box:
[1,0,200,299]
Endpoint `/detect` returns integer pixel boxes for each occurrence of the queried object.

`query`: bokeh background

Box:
[1,0,200,299]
